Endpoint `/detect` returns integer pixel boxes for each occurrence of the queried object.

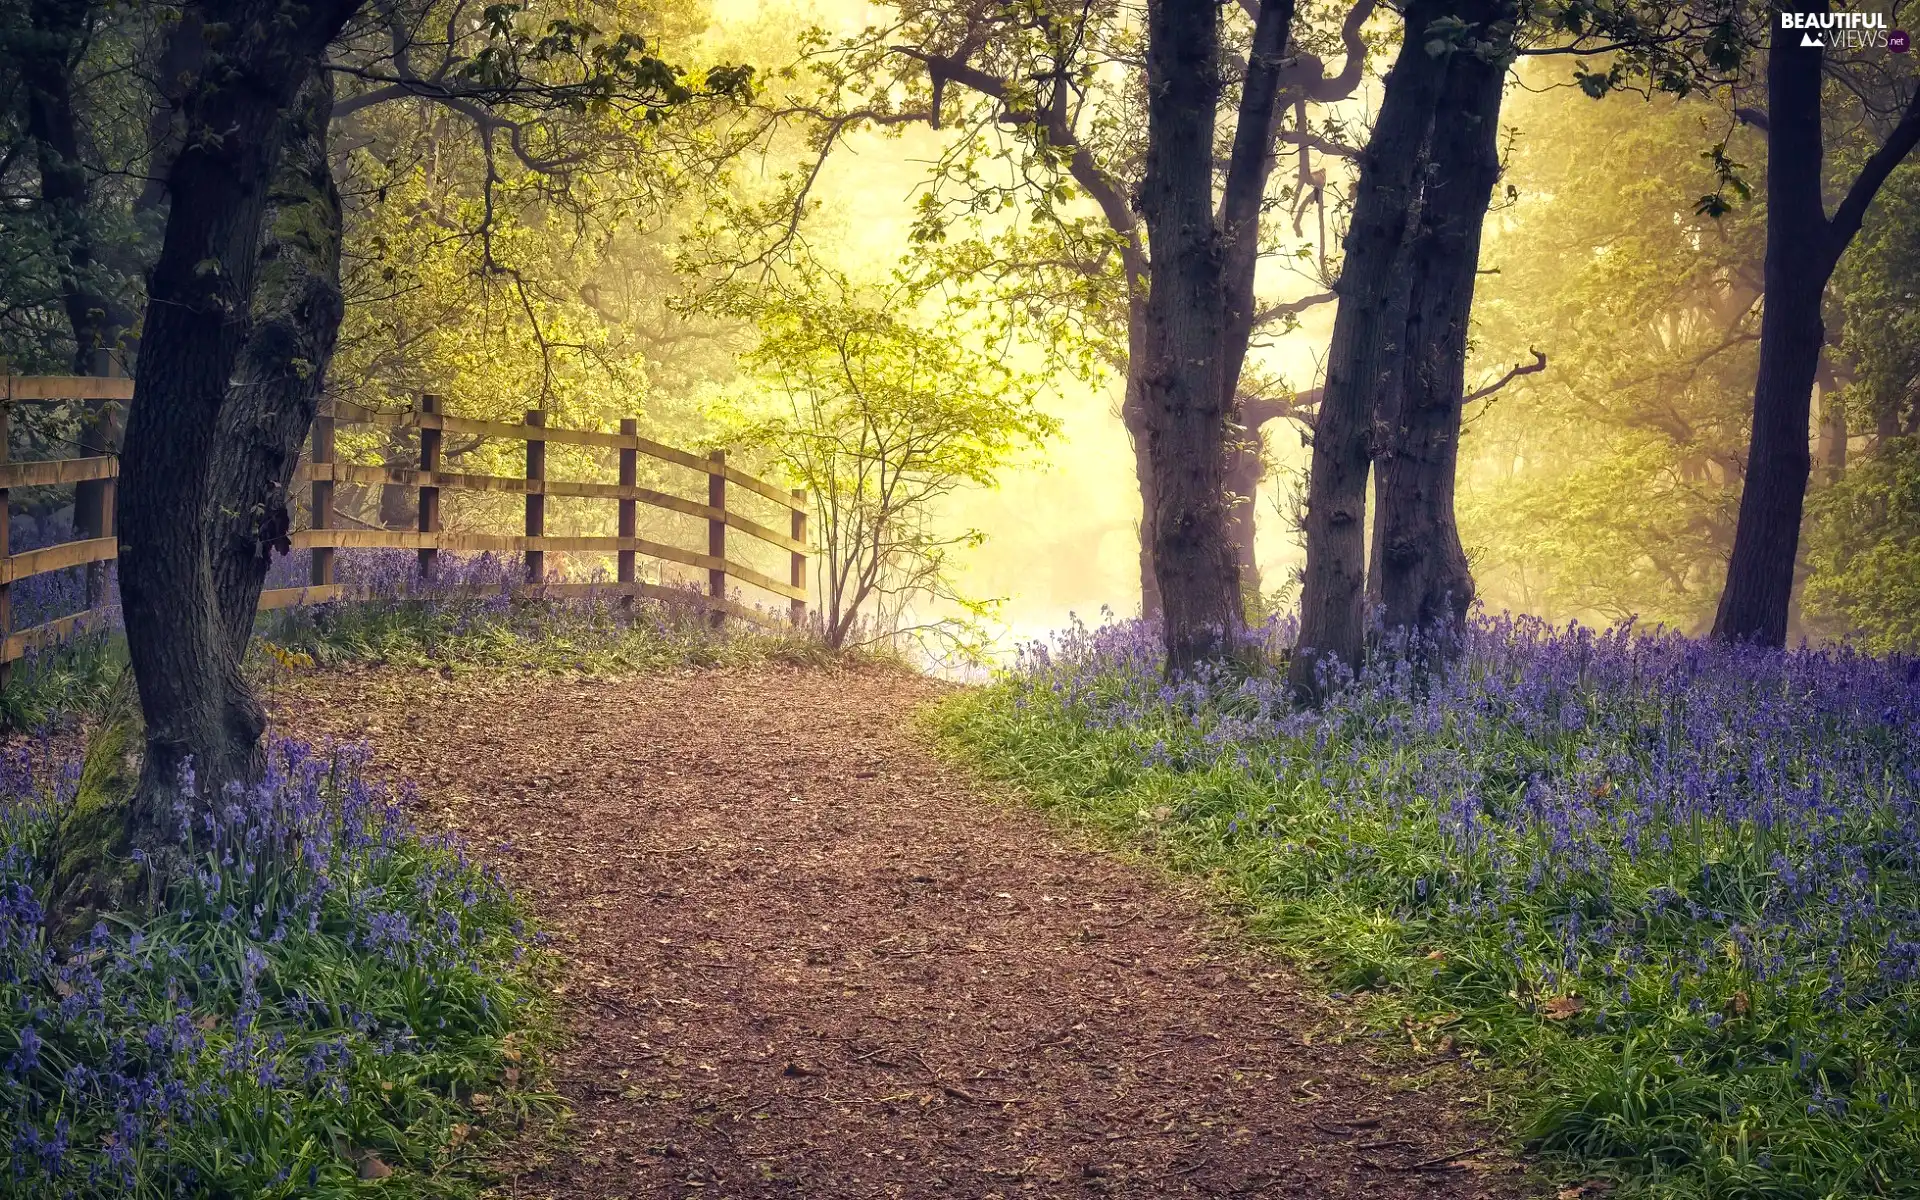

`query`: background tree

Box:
[1461,78,1764,630]
[716,270,1055,657]
[1713,4,1920,645]
[690,0,1370,615]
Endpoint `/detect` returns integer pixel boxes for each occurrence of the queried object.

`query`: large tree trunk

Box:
[116,0,358,850]
[1713,8,1920,644]
[1287,2,1445,700]
[1369,8,1510,640]
[209,75,345,655]
[1711,33,1825,646]
[1140,0,1238,669]
[1139,0,1296,669]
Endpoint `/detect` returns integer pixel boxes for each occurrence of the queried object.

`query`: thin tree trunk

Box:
[1119,298,1164,619]
[1287,1,1445,700]
[1212,0,1300,617]
[1371,8,1510,640]
[1224,432,1263,603]
[21,0,135,600]
[1815,355,1847,482]
[116,0,359,845]
[20,0,130,369]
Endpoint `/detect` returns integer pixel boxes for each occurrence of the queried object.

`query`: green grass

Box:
[259,590,840,675]
[0,722,560,1198]
[0,628,126,732]
[930,680,1919,1200]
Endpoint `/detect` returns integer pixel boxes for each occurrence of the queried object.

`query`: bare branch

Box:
[1252,289,1336,327]
[1465,348,1548,403]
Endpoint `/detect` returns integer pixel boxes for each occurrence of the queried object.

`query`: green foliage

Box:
[1803,438,1920,653]
[1462,78,1764,630]
[711,272,1057,657]
[260,572,837,674]
[938,634,1920,1199]
[1832,159,1920,444]
[0,628,124,733]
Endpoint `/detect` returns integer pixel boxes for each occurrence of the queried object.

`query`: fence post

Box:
[0,371,11,689]
[707,449,726,627]
[416,394,441,581]
[618,418,637,588]
[524,409,545,583]
[79,349,121,607]
[789,489,807,627]
[310,404,335,587]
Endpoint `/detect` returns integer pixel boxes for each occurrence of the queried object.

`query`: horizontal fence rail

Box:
[0,379,810,673]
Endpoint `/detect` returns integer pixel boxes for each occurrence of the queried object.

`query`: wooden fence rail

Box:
[0,380,810,673]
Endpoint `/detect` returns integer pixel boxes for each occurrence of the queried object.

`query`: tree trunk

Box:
[1815,355,1846,482]
[1370,7,1510,640]
[1224,431,1263,603]
[1212,0,1299,617]
[1116,294,1167,619]
[1713,6,1920,644]
[209,74,345,656]
[116,0,359,848]
[21,0,135,603]
[20,0,131,370]
[379,432,418,528]
[1711,25,1832,647]
[1140,0,1295,669]
[1287,1,1444,700]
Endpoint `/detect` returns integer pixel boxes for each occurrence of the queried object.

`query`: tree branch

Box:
[1465,348,1547,403]
[1252,289,1336,327]
[893,45,1147,283]
[1303,0,1376,102]
[1828,85,1920,259]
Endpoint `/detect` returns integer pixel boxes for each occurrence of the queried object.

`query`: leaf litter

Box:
[273,661,1540,1198]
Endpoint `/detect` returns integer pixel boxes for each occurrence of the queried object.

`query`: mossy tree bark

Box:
[106,0,358,891]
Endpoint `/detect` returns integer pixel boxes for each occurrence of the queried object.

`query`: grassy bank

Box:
[259,551,831,674]
[936,616,1920,1199]
[0,730,554,1197]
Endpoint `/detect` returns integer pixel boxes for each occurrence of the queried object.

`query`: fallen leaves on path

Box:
[273,662,1535,1199]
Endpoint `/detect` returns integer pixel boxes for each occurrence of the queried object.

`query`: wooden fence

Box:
[0,376,809,673]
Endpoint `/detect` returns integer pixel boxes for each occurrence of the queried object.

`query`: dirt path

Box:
[273,663,1531,1199]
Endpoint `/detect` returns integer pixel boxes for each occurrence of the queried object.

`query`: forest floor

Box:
[271,660,1540,1200]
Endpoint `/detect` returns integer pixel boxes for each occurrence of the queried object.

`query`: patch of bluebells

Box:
[264,549,806,668]
[0,738,542,1198]
[999,613,1920,1189]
